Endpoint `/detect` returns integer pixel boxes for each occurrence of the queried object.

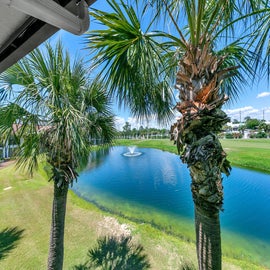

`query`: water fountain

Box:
[123,146,142,157]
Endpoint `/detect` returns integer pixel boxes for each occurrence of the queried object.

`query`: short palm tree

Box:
[0,41,116,270]
[86,1,268,269]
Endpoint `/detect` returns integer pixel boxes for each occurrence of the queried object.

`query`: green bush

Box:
[256,132,267,138]
[225,133,234,139]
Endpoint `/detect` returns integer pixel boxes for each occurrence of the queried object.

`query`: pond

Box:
[72,146,270,268]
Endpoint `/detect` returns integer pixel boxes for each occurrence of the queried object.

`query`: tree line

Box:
[117,122,169,139]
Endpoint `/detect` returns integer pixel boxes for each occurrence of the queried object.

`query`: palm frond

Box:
[217,41,257,103]
[87,0,175,123]
[0,101,43,175]
[16,133,42,176]
[246,6,270,77]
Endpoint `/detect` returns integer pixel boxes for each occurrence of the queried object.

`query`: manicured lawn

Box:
[0,144,268,269]
[116,138,270,174]
[220,139,270,173]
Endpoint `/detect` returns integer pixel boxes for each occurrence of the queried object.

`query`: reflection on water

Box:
[84,147,110,171]
[73,146,270,268]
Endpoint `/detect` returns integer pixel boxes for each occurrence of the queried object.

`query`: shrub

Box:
[256,132,267,138]
[225,133,234,139]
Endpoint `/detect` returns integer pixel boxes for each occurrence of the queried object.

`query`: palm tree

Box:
[86,0,268,269]
[0,41,116,270]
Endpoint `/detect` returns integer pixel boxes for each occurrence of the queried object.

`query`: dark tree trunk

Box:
[47,180,69,270]
[195,206,221,270]
[183,137,226,270]
[170,42,233,270]
[186,135,228,270]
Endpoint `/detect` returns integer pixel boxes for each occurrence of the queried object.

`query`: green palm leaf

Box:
[87,0,175,123]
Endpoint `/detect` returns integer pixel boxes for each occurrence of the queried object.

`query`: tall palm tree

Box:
[0,41,116,270]
[86,0,268,269]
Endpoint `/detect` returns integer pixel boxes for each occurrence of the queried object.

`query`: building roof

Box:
[0,0,95,73]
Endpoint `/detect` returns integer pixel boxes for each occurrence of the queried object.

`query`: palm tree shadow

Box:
[74,235,150,270]
[0,227,24,260]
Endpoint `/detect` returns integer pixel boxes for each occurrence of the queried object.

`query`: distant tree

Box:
[160,128,168,138]
[266,125,270,134]
[130,128,137,138]
[244,116,251,122]
[238,125,246,134]
[245,118,261,129]
[259,121,270,132]
[123,122,131,138]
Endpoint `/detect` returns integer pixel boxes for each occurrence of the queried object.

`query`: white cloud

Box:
[224,106,254,114]
[114,116,126,131]
[224,106,256,117]
[224,106,261,121]
[257,92,270,98]
[265,107,270,113]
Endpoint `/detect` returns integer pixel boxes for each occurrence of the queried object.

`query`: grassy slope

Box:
[0,164,199,270]
[116,138,270,174]
[0,139,269,269]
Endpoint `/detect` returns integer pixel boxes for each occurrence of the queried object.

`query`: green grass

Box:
[0,141,269,269]
[220,139,270,173]
[0,164,198,270]
[116,138,270,174]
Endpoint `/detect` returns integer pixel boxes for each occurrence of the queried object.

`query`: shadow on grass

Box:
[179,262,197,270]
[0,227,24,260]
[73,235,150,270]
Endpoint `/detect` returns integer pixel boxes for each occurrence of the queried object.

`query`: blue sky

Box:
[52,1,270,130]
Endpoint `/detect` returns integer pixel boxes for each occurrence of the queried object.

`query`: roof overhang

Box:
[0,0,95,73]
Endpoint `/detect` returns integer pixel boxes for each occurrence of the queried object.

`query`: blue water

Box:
[73,146,270,267]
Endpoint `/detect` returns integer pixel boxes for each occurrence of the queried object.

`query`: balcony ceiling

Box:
[0,0,95,73]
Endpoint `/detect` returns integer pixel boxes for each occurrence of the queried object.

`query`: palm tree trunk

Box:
[185,135,227,270]
[170,42,232,270]
[195,205,221,270]
[47,180,69,270]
